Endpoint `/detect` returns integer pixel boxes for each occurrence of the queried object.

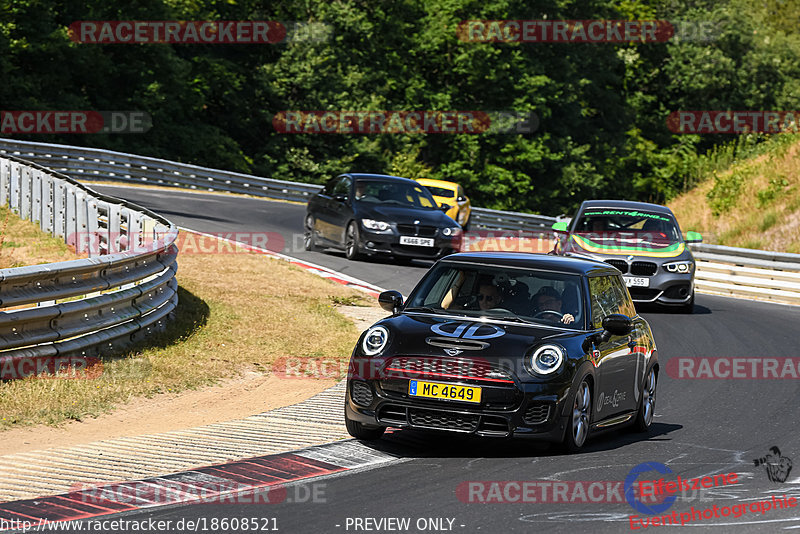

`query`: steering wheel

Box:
[533,310,564,320]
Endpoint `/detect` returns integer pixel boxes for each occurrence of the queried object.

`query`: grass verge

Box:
[0,235,372,429]
[669,134,800,252]
[0,205,83,268]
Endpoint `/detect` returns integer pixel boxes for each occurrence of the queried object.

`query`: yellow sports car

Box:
[416,178,472,230]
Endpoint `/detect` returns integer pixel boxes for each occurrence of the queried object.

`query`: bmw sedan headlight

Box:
[361,219,391,232]
[362,326,390,356]
[442,227,462,237]
[663,261,694,273]
[527,344,565,376]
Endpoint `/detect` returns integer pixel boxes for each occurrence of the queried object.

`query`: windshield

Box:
[405,263,585,329]
[423,185,455,198]
[355,180,436,209]
[573,209,682,247]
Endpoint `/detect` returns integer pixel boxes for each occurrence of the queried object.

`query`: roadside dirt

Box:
[0,304,388,456]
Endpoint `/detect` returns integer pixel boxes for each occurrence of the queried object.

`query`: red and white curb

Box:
[0,441,402,530]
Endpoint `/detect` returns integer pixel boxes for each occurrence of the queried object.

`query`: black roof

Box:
[345,173,418,184]
[579,199,674,215]
[439,251,617,275]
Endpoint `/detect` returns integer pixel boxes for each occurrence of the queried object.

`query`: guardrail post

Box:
[9,162,20,212]
[75,191,89,255]
[40,171,55,234]
[53,178,66,239]
[0,158,9,207]
[86,198,100,257]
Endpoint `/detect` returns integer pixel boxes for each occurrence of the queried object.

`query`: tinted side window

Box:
[588,275,623,329]
[322,178,337,196]
[333,176,351,197]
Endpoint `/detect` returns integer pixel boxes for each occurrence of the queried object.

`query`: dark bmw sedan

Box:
[304,173,462,261]
[344,252,659,452]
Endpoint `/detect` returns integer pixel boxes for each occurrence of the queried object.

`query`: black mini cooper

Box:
[344,252,659,452]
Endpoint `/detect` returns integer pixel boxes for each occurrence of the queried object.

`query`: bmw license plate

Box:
[399,236,434,247]
[623,276,650,287]
[408,380,481,403]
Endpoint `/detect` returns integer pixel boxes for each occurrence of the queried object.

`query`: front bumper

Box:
[566,251,695,306]
[359,227,461,259]
[345,372,573,442]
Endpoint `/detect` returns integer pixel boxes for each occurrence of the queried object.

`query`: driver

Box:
[533,287,575,324]
[477,283,504,311]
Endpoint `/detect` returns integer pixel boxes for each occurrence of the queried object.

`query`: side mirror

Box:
[602,313,633,336]
[552,221,569,233]
[378,290,404,314]
[439,204,452,212]
[685,231,703,243]
[456,196,467,202]
[333,193,347,202]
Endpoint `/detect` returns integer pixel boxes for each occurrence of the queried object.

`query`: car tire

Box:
[563,378,592,453]
[462,216,471,232]
[344,405,385,441]
[304,215,320,251]
[345,221,362,261]
[632,367,657,433]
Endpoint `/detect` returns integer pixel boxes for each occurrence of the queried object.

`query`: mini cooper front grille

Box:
[523,403,551,425]
[397,224,437,237]
[351,381,373,407]
[605,259,628,273]
[384,356,515,384]
[409,408,479,432]
[630,261,658,276]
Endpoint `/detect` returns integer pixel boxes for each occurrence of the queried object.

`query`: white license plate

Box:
[399,236,434,247]
[624,276,650,287]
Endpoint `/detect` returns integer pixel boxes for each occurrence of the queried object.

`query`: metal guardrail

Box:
[0,154,178,376]
[0,138,555,232]
[2,138,799,306]
[689,243,800,305]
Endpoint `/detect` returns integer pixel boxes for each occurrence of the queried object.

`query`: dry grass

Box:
[0,206,84,268]
[669,135,800,252]
[0,236,371,428]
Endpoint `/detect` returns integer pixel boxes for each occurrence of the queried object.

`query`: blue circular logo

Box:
[625,462,677,515]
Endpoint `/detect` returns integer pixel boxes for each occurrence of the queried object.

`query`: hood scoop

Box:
[425,336,489,351]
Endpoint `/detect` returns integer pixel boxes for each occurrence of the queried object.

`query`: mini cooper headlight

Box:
[362,219,391,232]
[362,325,389,356]
[528,344,565,376]
[442,227,462,237]
[664,261,694,273]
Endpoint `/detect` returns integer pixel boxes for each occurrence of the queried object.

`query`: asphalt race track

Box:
[83,185,800,533]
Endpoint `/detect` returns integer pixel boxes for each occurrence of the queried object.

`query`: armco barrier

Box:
[0,138,556,232]
[689,243,800,305]
[1,138,798,306]
[0,154,178,376]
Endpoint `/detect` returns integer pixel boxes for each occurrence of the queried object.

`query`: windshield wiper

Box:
[404,306,440,313]
[491,315,533,324]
